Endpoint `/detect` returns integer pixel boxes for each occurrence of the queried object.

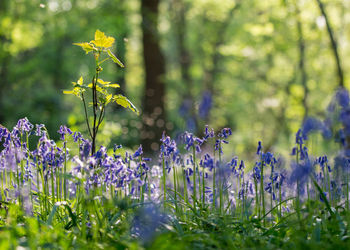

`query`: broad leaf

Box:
[73,42,94,54]
[91,30,115,48]
[113,95,139,115]
[97,79,111,85]
[107,83,120,88]
[77,76,83,86]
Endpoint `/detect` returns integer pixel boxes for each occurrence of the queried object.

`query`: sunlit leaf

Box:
[97,79,111,85]
[73,42,94,54]
[113,95,139,115]
[63,90,74,95]
[88,83,106,94]
[107,49,124,68]
[77,76,83,86]
[107,83,120,88]
[91,30,115,48]
[106,94,113,104]
[63,87,85,100]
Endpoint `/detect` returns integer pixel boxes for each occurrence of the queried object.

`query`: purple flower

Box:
[302,117,324,139]
[72,131,82,142]
[336,87,349,108]
[218,128,232,139]
[133,145,143,159]
[57,125,72,141]
[204,126,215,140]
[256,141,262,155]
[15,117,33,133]
[198,91,212,119]
[35,124,46,136]
[289,159,313,185]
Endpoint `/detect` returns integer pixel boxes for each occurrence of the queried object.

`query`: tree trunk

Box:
[114,0,128,99]
[0,0,9,124]
[295,2,308,121]
[170,0,198,132]
[316,0,344,88]
[141,0,166,153]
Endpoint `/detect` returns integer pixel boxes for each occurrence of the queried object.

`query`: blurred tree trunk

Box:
[295,2,308,121]
[113,0,128,99]
[170,0,198,132]
[316,0,344,88]
[0,0,9,124]
[200,1,241,129]
[141,0,166,153]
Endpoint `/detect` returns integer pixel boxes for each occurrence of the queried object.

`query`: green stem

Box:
[64,141,67,200]
[162,154,166,205]
[260,160,265,225]
[254,178,259,216]
[173,162,177,212]
[219,143,223,214]
[213,149,216,210]
[192,146,197,212]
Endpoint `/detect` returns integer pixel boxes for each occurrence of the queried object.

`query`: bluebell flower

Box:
[183,131,203,152]
[160,132,178,157]
[289,159,313,185]
[336,87,349,108]
[15,117,34,133]
[131,204,168,244]
[339,107,350,135]
[239,160,245,170]
[203,126,215,140]
[178,98,192,117]
[57,125,72,141]
[218,128,232,139]
[133,145,143,159]
[186,118,197,132]
[263,152,275,165]
[72,131,82,142]
[35,124,45,136]
[200,154,214,171]
[302,117,324,139]
[253,163,261,181]
[275,173,285,189]
[256,141,262,155]
[198,90,212,119]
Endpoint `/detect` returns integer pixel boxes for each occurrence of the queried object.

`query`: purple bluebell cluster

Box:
[2,86,350,224]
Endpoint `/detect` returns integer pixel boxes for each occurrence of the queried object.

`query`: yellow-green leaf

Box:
[77,76,83,86]
[107,49,124,68]
[96,85,105,93]
[113,95,139,115]
[91,30,115,48]
[106,94,113,104]
[107,83,120,88]
[73,42,94,54]
[63,87,85,100]
[97,79,111,85]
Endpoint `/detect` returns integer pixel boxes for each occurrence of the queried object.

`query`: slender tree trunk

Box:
[114,0,128,99]
[171,0,198,132]
[199,1,241,130]
[141,0,166,153]
[316,0,344,88]
[296,2,308,120]
[0,0,9,124]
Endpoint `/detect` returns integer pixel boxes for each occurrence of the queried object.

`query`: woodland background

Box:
[0,0,348,157]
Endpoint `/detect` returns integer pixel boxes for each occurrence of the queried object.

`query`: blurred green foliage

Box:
[0,0,349,156]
